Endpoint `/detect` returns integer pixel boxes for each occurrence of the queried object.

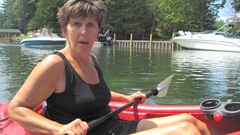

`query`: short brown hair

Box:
[57,0,107,34]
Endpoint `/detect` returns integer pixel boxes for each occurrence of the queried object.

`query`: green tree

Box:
[1,0,37,34]
[12,0,38,34]
[1,0,18,29]
[0,12,4,29]
[232,0,240,12]
[0,0,227,40]
[156,0,224,39]
[105,0,155,40]
[28,0,66,34]
[215,19,225,29]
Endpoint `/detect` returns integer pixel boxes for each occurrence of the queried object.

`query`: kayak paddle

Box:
[88,74,174,130]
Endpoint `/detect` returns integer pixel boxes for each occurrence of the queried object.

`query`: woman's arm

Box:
[110,91,146,103]
[8,55,72,134]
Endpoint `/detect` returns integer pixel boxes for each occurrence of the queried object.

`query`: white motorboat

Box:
[21,33,104,48]
[20,33,66,47]
[173,21,240,52]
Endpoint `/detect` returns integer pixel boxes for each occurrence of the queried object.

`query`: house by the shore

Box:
[0,29,21,38]
[0,29,21,42]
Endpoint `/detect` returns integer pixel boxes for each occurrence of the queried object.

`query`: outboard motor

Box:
[97,34,107,42]
[97,34,117,46]
[106,36,117,46]
[97,29,117,46]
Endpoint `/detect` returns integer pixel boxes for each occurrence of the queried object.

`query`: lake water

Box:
[0,43,240,105]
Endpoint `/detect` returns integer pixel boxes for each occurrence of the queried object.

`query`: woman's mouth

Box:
[78,41,88,44]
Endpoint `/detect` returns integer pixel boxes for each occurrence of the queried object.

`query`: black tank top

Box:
[46,52,111,123]
[46,52,127,135]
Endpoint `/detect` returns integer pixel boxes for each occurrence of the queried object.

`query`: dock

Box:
[115,40,180,50]
[111,33,181,50]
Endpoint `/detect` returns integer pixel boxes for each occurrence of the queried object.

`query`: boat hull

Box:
[21,39,66,47]
[1,101,239,134]
[173,35,240,52]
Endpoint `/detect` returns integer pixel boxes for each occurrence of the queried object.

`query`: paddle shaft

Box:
[88,88,159,130]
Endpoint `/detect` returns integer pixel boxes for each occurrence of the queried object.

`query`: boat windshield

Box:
[200,21,240,38]
[35,33,50,38]
[51,33,61,38]
[35,33,62,38]
[200,30,215,34]
[215,20,240,38]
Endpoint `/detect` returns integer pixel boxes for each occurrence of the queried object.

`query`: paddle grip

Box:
[145,87,159,98]
[88,116,106,130]
[87,100,140,131]
[64,117,106,135]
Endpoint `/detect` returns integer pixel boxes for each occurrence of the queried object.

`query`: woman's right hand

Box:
[57,119,89,135]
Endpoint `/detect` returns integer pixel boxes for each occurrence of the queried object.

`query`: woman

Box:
[8,0,224,135]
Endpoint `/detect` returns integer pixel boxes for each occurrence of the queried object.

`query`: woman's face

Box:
[65,15,99,55]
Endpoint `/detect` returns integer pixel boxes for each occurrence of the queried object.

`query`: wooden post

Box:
[130,34,133,58]
[130,33,133,48]
[171,33,174,51]
[149,33,152,49]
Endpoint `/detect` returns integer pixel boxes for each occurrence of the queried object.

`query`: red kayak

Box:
[0,100,240,135]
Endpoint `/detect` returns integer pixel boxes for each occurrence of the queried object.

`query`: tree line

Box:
[0,0,239,40]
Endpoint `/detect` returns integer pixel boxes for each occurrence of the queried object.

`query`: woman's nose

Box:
[80,27,87,36]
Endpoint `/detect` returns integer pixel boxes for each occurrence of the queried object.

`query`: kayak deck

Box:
[109,101,240,134]
[1,101,240,134]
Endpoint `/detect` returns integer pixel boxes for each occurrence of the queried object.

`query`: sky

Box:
[0,0,3,10]
[218,1,237,21]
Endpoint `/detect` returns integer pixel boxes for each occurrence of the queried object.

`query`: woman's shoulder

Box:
[90,53,98,63]
[35,53,65,73]
[43,53,64,65]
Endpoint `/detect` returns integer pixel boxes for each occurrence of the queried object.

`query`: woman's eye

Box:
[72,22,81,27]
[88,23,96,28]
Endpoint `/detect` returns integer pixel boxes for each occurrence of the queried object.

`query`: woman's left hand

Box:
[126,91,146,103]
